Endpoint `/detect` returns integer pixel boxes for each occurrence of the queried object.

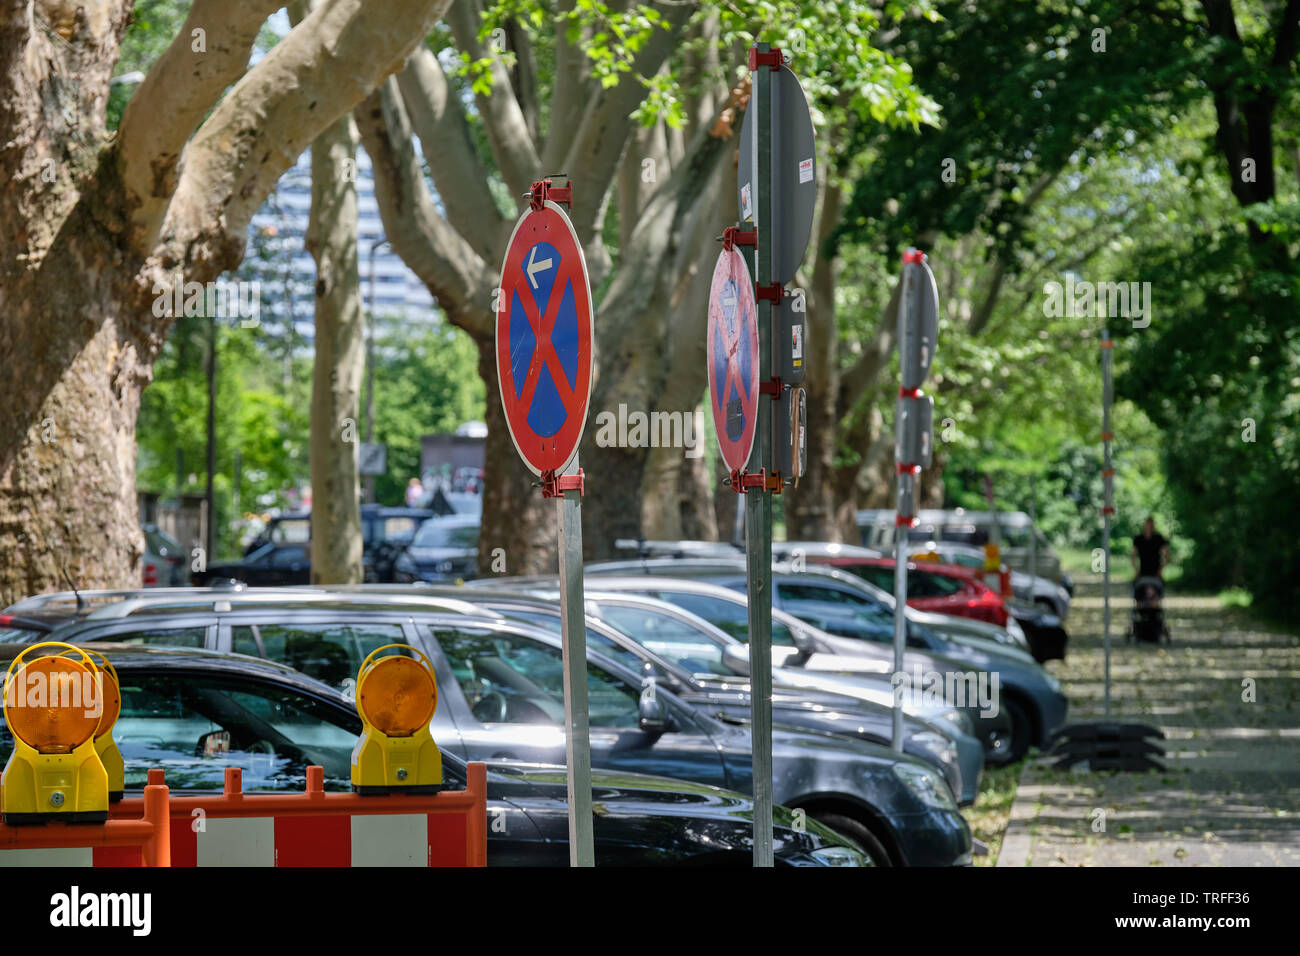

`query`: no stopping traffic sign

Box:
[495,200,594,476]
[707,248,759,473]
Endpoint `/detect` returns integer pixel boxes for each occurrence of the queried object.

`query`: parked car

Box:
[141,523,189,587]
[573,560,1068,763]
[448,588,983,806]
[21,589,972,865]
[812,555,1012,628]
[0,643,862,867]
[393,514,480,583]
[227,506,434,583]
[911,540,1072,620]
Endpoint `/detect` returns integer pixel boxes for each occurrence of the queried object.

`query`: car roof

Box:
[0,641,334,690]
[9,586,495,628]
[820,555,979,579]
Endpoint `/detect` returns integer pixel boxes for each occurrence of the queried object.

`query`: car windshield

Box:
[593,603,730,676]
[412,521,479,548]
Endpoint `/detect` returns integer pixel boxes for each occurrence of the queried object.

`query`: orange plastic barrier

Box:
[0,783,171,867]
[105,764,488,867]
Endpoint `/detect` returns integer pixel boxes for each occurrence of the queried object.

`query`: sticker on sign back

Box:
[740,182,753,220]
[798,158,813,184]
[791,322,803,365]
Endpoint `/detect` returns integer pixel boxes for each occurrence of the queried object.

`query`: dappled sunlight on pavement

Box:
[997,571,1300,866]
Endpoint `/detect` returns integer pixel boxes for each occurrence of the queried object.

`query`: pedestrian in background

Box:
[405,476,424,508]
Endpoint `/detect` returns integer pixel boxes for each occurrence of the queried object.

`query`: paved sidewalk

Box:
[998,573,1300,867]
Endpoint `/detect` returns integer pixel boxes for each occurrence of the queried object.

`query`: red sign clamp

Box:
[729,468,784,495]
[748,47,783,71]
[721,226,757,251]
[540,469,585,499]
[529,178,572,211]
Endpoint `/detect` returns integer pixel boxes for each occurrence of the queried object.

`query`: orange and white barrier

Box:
[105,764,487,867]
[0,781,170,867]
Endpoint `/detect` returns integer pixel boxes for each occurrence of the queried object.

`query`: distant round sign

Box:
[495,201,594,476]
[707,248,759,472]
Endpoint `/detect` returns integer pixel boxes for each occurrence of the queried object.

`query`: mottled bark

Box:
[306,112,364,585]
[0,0,452,604]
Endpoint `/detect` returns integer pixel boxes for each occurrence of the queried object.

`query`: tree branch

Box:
[154,0,453,282]
[117,0,282,254]
[355,79,496,340]
[396,48,507,261]
[447,0,541,198]
[561,1,693,247]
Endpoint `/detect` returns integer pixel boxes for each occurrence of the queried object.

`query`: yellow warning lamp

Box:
[62,648,123,802]
[911,550,942,563]
[1,642,109,824]
[350,644,443,793]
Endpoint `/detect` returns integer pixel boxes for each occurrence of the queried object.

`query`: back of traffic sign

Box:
[495,200,595,476]
[707,248,760,473]
[737,63,817,286]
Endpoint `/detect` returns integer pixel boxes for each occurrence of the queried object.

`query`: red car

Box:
[813,556,1011,627]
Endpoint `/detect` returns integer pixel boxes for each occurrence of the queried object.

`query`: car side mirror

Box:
[638,680,671,734]
[721,643,751,676]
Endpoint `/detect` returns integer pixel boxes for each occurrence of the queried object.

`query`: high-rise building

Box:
[245,146,440,341]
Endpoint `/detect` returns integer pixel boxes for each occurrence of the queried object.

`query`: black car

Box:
[0,643,864,867]
[393,514,480,583]
[196,506,434,585]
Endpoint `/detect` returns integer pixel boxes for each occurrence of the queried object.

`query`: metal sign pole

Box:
[556,453,595,866]
[745,40,776,869]
[1101,331,1114,718]
[891,507,909,752]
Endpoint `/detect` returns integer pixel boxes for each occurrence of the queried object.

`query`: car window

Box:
[232,622,408,689]
[111,626,207,649]
[847,564,894,591]
[914,571,964,597]
[412,521,479,548]
[658,591,748,641]
[594,603,729,674]
[269,546,308,568]
[490,606,646,673]
[430,628,639,728]
[381,517,420,543]
[777,582,862,605]
[0,673,361,792]
[270,520,311,545]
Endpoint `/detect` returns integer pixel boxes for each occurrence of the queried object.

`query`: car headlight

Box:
[435,560,454,574]
[891,762,957,812]
[940,707,974,736]
[1005,617,1026,641]
[810,844,870,867]
[1042,670,1062,694]
[909,730,957,767]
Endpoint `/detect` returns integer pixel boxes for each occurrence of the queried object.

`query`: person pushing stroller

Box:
[1129,517,1171,643]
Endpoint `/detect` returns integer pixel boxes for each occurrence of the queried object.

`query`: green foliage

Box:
[368,319,485,505]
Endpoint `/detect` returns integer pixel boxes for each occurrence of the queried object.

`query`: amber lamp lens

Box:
[5,657,101,754]
[358,657,437,737]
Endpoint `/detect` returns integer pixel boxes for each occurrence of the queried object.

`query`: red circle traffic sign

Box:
[707,248,759,472]
[495,201,594,476]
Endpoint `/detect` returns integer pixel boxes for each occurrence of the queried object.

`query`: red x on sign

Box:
[707,248,759,472]
[496,201,594,476]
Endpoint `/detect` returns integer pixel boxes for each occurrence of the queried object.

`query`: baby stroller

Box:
[1128,575,1171,644]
